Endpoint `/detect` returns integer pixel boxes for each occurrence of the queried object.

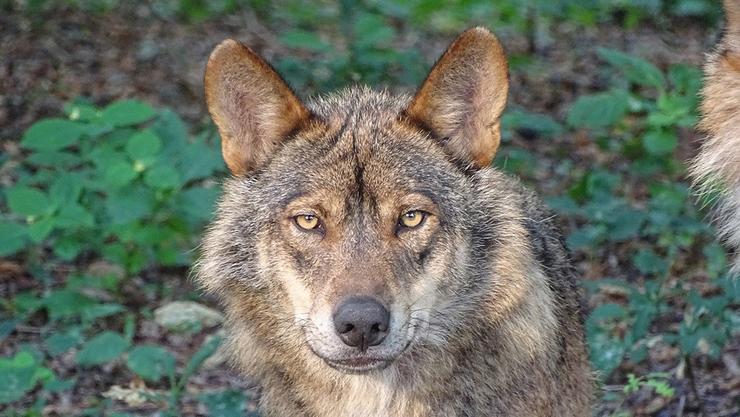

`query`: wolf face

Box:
[198,28,510,374]
[214,91,477,373]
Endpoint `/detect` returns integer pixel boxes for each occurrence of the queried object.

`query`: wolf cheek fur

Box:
[197,27,594,416]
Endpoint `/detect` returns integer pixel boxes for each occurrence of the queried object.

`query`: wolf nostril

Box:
[332,296,390,352]
[338,323,355,334]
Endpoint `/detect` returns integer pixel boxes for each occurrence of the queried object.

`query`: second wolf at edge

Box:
[196,27,595,416]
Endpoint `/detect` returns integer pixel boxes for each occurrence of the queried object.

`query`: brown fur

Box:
[198,27,593,416]
[691,0,740,273]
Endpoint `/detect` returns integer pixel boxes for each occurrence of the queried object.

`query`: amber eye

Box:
[399,210,425,229]
[294,214,320,230]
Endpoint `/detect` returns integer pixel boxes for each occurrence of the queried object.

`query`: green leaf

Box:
[101,100,156,127]
[105,187,155,224]
[353,13,395,48]
[76,331,130,366]
[608,209,646,241]
[668,64,702,95]
[587,303,627,325]
[21,118,86,151]
[545,196,581,216]
[0,320,17,343]
[80,303,125,322]
[45,330,83,356]
[503,109,564,138]
[44,377,76,393]
[588,332,625,379]
[26,151,82,167]
[0,351,41,404]
[180,336,222,386]
[597,48,665,89]
[65,101,100,122]
[179,140,224,182]
[179,187,219,222]
[6,186,51,217]
[125,130,162,160]
[43,289,96,321]
[633,249,669,276]
[645,378,675,398]
[280,30,330,52]
[55,203,95,229]
[104,161,138,188]
[567,225,606,250]
[566,90,630,130]
[126,345,176,382]
[152,109,188,152]
[28,216,55,243]
[49,174,83,208]
[642,129,677,156]
[199,389,248,417]
[144,164,182,189]
[52,235,84,261]
[0,222,28,256]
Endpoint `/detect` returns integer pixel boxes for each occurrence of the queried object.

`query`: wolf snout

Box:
[332,296,390,352]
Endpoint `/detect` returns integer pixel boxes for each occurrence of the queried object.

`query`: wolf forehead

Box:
[285,86,447,164]
[253,87,466,206]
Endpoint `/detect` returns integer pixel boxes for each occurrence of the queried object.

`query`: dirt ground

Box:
[1,4,738,417]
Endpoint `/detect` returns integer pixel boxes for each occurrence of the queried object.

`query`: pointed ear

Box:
[405,27,509,169]
[205,40,311,176]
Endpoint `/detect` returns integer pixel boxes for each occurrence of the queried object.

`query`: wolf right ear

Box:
[405,27,509,169]
[205,40,311,176]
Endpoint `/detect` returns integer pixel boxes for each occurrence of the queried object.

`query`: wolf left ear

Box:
[405,27,509,169]
[205,39,311,176]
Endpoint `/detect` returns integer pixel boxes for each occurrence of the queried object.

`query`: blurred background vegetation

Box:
[0,0,738,416]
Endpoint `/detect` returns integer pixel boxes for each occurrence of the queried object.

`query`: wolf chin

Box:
[691,0,740,274]
[196,27,594,416]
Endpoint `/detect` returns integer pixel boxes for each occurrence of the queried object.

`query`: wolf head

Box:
[198,28,512,374]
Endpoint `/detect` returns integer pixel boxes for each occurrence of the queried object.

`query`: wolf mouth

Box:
[323,357,393,373]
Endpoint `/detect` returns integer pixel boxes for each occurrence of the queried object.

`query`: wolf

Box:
[691,0,740,274]
[196,27,593,416]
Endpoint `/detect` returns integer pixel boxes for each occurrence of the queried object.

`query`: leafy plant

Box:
[603,372,676,417]
[0,351,54,404]
[560,46,738,395]
[0,98,226,415]
[2,98,223,273]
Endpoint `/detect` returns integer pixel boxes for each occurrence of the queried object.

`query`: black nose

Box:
[333,296,390,351]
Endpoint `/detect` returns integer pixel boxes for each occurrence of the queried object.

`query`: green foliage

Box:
[270,2,427,94]
[75,331,130,366]
[2,99,223,273]
[624,372,675,398]
[0,97,225,415]
[558,45,738,399]
[0,351,54,404]
[604,372,676,416]
[567,90,631,130]
[126,345,176,382]
[199,389,257,417]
